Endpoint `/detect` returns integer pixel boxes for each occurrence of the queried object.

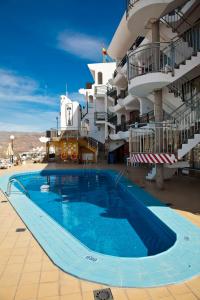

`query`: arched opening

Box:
[97,72,103,84]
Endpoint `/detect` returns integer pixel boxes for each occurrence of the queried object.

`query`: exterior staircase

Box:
[129,92,200,180]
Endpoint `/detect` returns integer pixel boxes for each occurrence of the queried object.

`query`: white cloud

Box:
[57,31,105,61]
[0,69,57,106]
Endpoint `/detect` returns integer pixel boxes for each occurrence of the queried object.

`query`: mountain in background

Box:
[0,132,44,158]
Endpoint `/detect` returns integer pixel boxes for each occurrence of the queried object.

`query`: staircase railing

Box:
[129,92,200,156]
[161,7,192,33]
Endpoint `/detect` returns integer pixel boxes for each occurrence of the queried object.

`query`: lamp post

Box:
[10,135,15,164]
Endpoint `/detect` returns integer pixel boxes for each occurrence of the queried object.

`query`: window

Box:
[89,95,93,103]
[97,72,103,84]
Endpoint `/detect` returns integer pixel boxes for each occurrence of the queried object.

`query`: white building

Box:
[105,0,200,187]
[79,62,116,144]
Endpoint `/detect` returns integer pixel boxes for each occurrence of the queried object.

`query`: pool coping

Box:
[0,168,200,288]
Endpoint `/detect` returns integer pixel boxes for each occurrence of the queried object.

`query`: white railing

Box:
[129,93,200,155]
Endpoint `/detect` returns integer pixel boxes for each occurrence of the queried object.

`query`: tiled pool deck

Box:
[0,163,200,300]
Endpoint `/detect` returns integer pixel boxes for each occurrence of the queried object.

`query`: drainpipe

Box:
[152,20,164,190]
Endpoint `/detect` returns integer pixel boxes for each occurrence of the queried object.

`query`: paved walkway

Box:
[0,163,200,300]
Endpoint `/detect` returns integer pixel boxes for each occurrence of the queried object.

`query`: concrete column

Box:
[152,20,164,189]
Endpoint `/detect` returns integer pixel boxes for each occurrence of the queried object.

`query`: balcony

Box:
[94,85,107,97]
[94,112,107,122]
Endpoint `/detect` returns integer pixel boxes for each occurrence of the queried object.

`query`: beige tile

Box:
[81,280,102,292]
[3,263,24,274]
[19,271,41,285]
[0,285,17,300]
[111,288,128,300]
[0,272,21,287]
[61,293,82,300]
[42,260,58,272]
[60,280,81,295]
[38,297,60,300]
[60,272,77,284]
[147,287,171,299]
[40,271,59,283]
[168,283,191,295]
[82,291,95,300]
[126,288,150,300]
[189,288,200,299]
[186,277,200,290]
[38,282,59,298]
[26,253,43,263]
[15,283,38,300]
[174,293,198,300]
[23,262,42,273]
[8,255,26,264]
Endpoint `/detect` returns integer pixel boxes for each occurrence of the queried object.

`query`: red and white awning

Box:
[130,153,177,164]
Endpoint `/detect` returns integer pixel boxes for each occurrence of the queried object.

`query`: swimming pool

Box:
[9,170,176,258]
[1,169,200,287]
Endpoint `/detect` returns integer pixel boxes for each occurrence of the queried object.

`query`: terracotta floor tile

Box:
[15,283,38,300]
[0,285,17,300]
[147,287,171,299]
[38,282,59,298]
[40,270,59,283]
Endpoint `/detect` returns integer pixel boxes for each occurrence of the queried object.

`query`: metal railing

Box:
[46,127,90,139]
[161,7,192,33]
[7,178,30,198]
[128,42,174,80]
[94,85,107,96]
[94,112,107,122]
[128,22,200,81]
[126,0,140,17]
[129,92,200,155]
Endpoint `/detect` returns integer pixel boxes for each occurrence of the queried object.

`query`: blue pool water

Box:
[13,169,176,258]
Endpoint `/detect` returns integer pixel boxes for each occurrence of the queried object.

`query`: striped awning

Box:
[130,153,177,164]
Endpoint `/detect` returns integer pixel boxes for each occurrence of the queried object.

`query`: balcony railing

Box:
[128,42,174,80]
[129,92,200,155]
[126,0,140,17]
[94,112,107,122]
[128,21,200,81]
[94,85,107,96]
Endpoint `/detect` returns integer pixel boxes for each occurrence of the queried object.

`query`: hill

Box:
[0,131,44,158]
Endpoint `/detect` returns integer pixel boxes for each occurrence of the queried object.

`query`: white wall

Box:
[60,95,81,130]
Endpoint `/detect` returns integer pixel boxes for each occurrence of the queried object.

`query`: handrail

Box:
[7,178,30,198]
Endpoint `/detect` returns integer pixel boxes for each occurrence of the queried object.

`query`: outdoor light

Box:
[10,135,15,164]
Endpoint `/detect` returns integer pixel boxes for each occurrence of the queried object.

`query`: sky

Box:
[0,0,124,132]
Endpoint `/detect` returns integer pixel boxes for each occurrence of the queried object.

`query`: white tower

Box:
[60,95,81,131]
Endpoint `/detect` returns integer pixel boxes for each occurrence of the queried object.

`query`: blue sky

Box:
[0,0,124,131]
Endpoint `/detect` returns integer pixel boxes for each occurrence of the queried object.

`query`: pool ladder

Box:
[115,167,128,186]
[6,178,30,198]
